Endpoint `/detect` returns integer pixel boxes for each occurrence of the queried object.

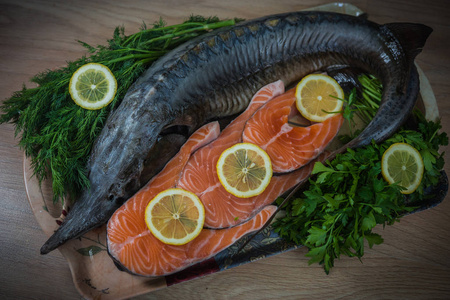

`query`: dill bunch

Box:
[0,16,236,203]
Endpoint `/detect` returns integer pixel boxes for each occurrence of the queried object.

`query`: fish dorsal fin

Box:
[383,23,433,62]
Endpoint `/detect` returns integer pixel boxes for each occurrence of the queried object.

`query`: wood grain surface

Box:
[1,0,449,299]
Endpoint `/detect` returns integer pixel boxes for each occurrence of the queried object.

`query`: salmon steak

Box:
[242,87,343,173]
[107,81,343,276]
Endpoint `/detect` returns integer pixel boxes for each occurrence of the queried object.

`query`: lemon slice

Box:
[69,63,117,110]
[216,143,272,198]
[145,188,205,245]
[295,74,344,122]
[381,143,424,194]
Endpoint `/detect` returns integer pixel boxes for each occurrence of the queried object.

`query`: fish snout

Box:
[40,189,123,255]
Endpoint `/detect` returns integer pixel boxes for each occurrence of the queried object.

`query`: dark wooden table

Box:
[1,0,449,299]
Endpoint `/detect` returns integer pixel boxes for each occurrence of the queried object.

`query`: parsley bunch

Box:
[0,16,236,203]
[275,143,409,274]
[273,76,448,274]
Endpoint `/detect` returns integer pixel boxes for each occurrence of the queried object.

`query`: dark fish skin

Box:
[40,11,432,254]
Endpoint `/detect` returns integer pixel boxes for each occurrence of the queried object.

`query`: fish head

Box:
[40,86,200,254]
[39,187,124,255]
[38,152,147,255]
[39,103,170,254]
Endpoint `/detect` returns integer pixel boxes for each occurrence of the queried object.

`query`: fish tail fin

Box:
[383,23,433,61]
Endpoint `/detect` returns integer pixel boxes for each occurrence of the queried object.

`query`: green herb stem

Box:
[106,53,158,64]
[140,19,235,47]
[122,21,208,46]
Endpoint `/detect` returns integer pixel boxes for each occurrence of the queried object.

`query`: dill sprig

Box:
[1,15,236,203]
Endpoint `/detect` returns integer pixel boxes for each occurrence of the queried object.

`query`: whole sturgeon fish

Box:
[40,11,432,254]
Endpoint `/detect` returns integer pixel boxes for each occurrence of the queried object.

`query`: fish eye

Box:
[108,194,125,206]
